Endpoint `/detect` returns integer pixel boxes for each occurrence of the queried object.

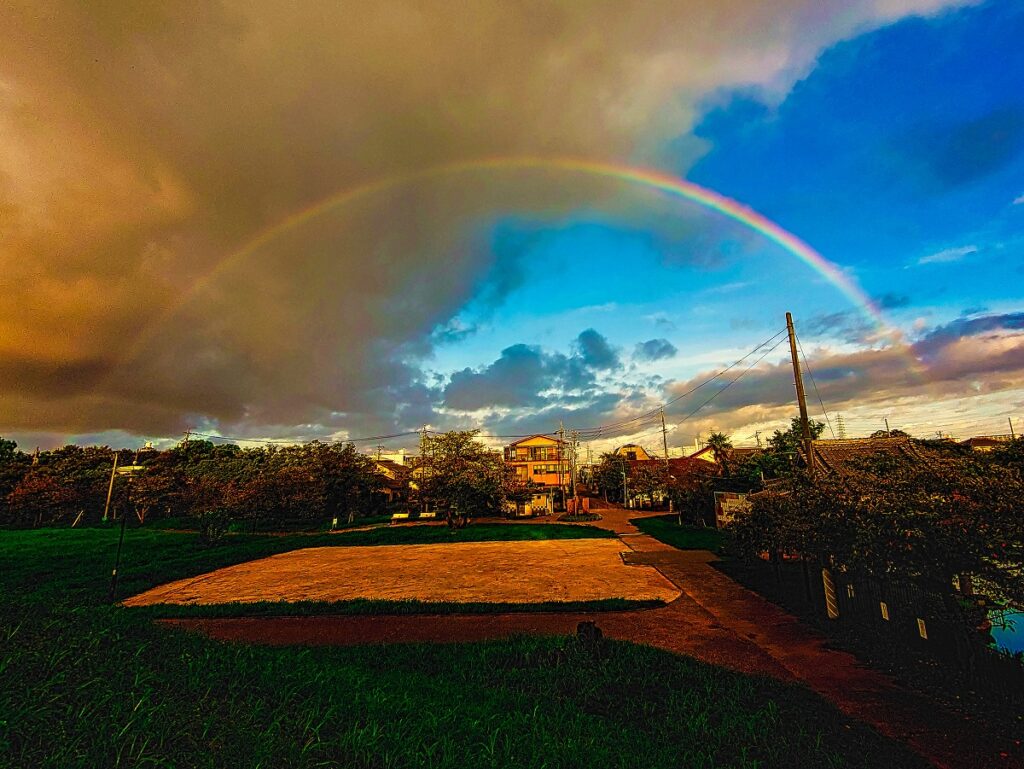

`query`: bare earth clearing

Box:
[123,538,681,606]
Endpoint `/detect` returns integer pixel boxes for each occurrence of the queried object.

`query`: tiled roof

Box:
[808,437,928,476]
[505,434,563,447]
[375,459,411,477]
[960,436,1012,448]
[626,457,715,475]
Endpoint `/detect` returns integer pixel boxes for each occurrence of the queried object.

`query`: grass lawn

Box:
[0,527,927,768]
[632,515,727,552]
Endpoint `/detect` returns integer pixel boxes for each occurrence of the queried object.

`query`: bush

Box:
[197,508,232,546]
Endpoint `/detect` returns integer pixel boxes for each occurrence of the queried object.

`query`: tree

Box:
[665,471,716,526]
[734,417,826,481]
[628,463,667,509]
[731,447,1024,670]
[306,442,383,524]
[419,431,513,527]
[870,428,910,438]
[591,453,627,503]
[6,470,76,527]
[705,432,733,475]
[0,438,30,524]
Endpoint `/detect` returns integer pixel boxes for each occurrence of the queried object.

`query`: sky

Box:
[1,0,1023,454]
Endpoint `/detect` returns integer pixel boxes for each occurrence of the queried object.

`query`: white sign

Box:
[713,491,750,527]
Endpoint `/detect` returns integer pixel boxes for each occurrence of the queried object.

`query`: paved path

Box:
[164,506,1021,769]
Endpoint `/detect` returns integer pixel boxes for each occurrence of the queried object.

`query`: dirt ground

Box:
[123,538,681,606]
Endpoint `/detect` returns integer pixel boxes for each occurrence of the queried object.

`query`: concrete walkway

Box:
[164,505,1022,769]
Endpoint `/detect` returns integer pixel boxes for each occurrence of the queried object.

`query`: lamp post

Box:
[108,460,146,602]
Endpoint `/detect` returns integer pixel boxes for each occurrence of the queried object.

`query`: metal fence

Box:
[826,569,1024,703]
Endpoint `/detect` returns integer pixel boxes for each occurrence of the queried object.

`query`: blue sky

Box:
[4,0,1024,450]
[423,0,1024,448]
[686,0,1024,316]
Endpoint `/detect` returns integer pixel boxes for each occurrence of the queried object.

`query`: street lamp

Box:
[108,459,146,602]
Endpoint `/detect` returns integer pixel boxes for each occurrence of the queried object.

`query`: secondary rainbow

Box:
[111,155,889,374]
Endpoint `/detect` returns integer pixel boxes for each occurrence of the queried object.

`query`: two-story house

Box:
[503,434,569,514]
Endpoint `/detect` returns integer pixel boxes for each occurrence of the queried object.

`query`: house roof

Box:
[728,447,763,462]
[688,445,717,461]
[506,434,563,447]
[807,437,929,476]
[375,459,410,477]
[626,456,715,475]
[960,435,1012,448]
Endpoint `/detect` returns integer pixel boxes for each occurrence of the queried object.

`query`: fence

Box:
[736,558,1024,705]
[830,569,1024,703]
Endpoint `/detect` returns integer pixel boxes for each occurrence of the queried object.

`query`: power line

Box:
[795,332,835,439]
[628,334,790,445]
[572,328,788,438]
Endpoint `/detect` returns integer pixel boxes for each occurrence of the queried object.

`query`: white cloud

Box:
[916,245,978,265]
[1013,194,1024,205]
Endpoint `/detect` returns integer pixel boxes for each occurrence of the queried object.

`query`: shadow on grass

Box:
[630,515,726,552]
[129,597,666,619]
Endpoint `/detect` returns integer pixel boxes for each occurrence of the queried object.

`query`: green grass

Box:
[632,515,727,552]
[132,597,665,619]
[147,514,394,533]
[1,524,614,606]
[0,527,927,768]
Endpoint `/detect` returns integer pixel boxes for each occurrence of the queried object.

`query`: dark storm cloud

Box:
[0,0,971,441]
[634,338,678,362]
[442,340,601,412]
[574,329,620,370]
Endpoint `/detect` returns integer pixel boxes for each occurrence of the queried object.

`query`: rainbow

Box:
[111,155,892,374]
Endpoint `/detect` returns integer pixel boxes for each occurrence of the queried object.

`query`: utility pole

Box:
[570,430,580,513]
[754,430,762,448]
[1009,417,1016,439]
[182,429,191,448]
[102,451,119,522]
[561,421,569,511]
[376,445,384,461]
[786,311,814,472]
[660,408,673,516]
[884,418,891,437]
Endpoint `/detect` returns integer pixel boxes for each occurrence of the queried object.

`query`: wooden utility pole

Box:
[102,451,119,522]
[1009,417,1015,439]
[561,421,569,511]
[660,408,673,516]
[786,312,814,472]
[884,418,891,437]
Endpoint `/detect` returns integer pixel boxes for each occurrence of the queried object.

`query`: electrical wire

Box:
[571,328,788,437]
[627,334,790,445]
[795,332,836,439]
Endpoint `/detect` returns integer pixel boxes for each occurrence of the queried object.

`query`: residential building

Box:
[960,435,1013,452]
[804,436,928,476]
[613,443,654,461]
[374,459,411,504]
[503,434,569,514]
